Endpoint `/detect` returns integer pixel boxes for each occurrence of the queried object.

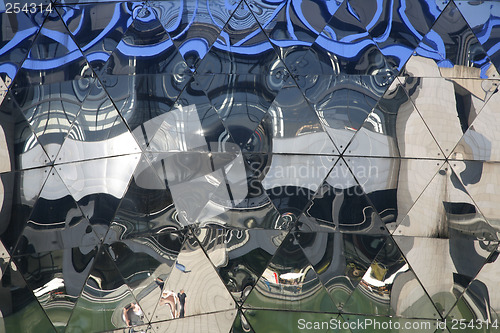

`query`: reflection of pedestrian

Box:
[123,302,144,328]
[155,277,165,290]
[263,279,271,292]
[159,290,178,318]
[178,290,187,318]
[176,261,190,273]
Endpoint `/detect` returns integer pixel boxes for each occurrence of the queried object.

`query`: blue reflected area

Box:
[346,0,444,70]
[197,1,283,74]
[0,11,43,86]
[14,11,93,87]
[153,0,234,69]
[456,1,500,75]
[59,2,139,70]
[413,2,495,78]
[104,5,186,75]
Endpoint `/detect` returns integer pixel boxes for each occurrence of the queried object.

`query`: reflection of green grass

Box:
[342,287,389,316]
[244,279,336,312]
[65,297,119,333]
[447,297,494,333]
[2,300,55,333]
[244,309,350,333]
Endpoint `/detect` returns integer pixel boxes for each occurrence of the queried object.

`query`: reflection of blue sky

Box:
[117,38,175,57]
[2,0,500,74]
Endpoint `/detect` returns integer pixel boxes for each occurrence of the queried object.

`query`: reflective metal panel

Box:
[0,259,57,333]
[58,2,137,71]
[13,247,96,328]
[297,231,386,310]
[244,232,336,312]
[394,235,494,317]
[152,234,235,320]
[198,227,285,304]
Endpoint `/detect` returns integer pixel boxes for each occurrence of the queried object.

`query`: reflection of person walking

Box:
[178,290,187,318]
[123,302,144,329]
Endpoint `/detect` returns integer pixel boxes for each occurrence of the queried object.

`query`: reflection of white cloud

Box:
[148,105,209,152]
[57,130,140,163]
[272,132,335,154]
[58,154,140,201]
[148,104,248,225]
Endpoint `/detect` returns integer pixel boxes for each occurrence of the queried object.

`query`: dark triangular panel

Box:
[57,154,140,239]
[151,233,235,321]
[0,7,46,88]
[0,258,57,333]
[107,154,180,240]
[153,0,235,70]
[345,78,443,158]
[148,76,238,154]
[13,246,97,329]
[15,10,94,89]
[13,167,100,256]
[402,2,499,79]
[394,234,495,318]
[342,238,439,319]
[263,76,338,154]
[66,245,146,332]
[196,1,284,75]
[197,227,286,305]
[152,310,237,333]
[58,2,138,71]
[102,72,192,149]
[0,90,52,170]
[451,88,500,162]
[297,1,397,75]
[299,158,387,234]
[301,75,396,152]
[243,232,337,312]
[348,0,443,71]
[0,167,50,256]
[56,81,140,163]
[100,5,190,76]
[263,155,338,220]
[297,231,387,310]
